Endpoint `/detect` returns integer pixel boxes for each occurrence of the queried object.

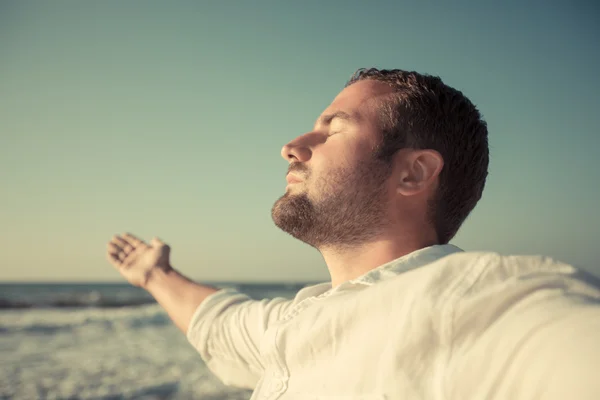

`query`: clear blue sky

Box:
[1,1,599,282]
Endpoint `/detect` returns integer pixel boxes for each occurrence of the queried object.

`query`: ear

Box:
[396,149,444,196]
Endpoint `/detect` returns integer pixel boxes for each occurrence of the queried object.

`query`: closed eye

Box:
[328,122,345,136]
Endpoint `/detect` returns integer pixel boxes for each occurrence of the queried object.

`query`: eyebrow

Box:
[314,111,357,130]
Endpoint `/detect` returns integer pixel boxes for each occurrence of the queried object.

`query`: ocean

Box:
[0,282,315,399]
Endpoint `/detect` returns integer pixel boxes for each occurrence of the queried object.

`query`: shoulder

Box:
[442,253,600,398]
[440,251,600,298]
[442,251,600,342]
[411,251,599,335]
[292,282,332,303]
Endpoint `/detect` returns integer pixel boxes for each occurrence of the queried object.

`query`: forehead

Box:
[325,79,395,119]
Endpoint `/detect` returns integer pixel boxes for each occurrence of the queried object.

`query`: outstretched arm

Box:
[106,233,219,333]
[144,266,220,334]
[106,233,293,388]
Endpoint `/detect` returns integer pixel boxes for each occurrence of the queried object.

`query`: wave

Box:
[0,291,156,310]
[0,282,311,310]
[0,303,170,334]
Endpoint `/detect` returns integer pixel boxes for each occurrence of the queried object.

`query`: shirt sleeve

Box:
[186,288,294,389]
[446,255,600,400]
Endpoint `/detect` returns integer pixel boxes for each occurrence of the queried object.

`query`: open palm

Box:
[106,233,171,287]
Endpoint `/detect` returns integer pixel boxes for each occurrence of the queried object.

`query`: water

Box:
[0,282,315,399]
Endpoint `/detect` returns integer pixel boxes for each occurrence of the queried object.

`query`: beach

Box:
[0,283,305,399]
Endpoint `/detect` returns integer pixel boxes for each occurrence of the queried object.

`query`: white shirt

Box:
[187,245,600,399]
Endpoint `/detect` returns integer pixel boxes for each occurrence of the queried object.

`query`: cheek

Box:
[313,162,353,196]
[309,141,366,189]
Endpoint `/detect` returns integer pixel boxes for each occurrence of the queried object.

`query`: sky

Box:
[1,1,599,282]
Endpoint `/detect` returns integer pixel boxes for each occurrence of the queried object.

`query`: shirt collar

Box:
[336,244,463,290]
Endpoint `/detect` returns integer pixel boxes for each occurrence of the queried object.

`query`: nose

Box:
[280,136,312,163]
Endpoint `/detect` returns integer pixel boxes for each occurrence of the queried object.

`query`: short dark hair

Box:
[346,68,489,244]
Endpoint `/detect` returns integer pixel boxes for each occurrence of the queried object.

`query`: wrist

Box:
[143,265,174,291]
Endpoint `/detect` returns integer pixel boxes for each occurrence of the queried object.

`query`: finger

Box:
[107,242,127,262]
[121,250,138,268]
[107,243,124,263]
[106,251,122,266]
[110,235,127,249]
[118,251,128,262]
[123,233,144,247]
[111,237,139,258]
[107,242,122,253]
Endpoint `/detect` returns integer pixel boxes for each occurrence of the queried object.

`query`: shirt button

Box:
[273,380,284,391]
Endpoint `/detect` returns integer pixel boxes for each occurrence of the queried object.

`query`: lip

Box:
[286,174,303,184]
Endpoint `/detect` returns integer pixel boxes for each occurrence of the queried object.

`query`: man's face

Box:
[271,80,396,250]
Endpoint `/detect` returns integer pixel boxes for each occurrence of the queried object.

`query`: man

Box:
[107,69,600,399]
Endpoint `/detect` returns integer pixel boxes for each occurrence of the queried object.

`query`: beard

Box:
[271,154,393,251]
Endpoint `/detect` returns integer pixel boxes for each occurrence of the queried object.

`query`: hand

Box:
[107,233,171,288]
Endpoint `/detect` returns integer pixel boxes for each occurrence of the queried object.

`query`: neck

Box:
[320,230,439,288]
